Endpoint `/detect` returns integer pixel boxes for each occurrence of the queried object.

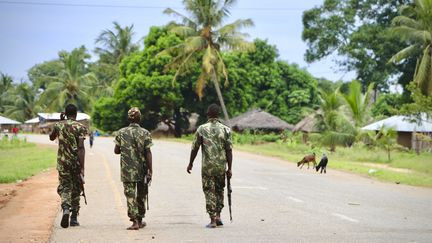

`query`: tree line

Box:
[1,0,431,141]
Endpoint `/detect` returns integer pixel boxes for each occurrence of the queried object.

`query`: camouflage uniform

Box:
[53,119,87,213]
[192,118,232,218]
[114,108,153,222]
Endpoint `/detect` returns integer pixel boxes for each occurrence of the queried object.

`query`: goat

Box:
[297,153,316,169]
[316,154,328,174]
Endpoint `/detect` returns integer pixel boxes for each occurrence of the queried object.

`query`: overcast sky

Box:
[0,0,355,83]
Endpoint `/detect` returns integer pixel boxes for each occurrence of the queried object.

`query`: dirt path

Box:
[0,168,59,243]
[362,162,414,173]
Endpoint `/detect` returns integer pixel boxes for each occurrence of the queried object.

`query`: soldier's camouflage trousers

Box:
[202,174,225,218]
[123,180,148,221]
[57,170,81,213]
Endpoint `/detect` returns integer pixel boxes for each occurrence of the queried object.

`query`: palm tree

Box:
[4,83,42,122]
[161,0,254,124]
[389,0,432,95]
[94,22,139,94]
[316,88,356,151]
[39,47,97,112]
[0,73,13,114]
[376,125,398,161]
[341,80,374,127]
[95,21,139,65]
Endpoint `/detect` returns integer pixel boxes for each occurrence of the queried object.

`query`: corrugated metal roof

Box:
[0,115,21,125]
[362,115,432,132]
[37,113,90,121]
[24,117,40,124]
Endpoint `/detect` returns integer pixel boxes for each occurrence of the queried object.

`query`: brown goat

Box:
[297,153,316,169]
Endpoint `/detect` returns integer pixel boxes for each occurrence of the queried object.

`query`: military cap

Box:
[128,107,141,120]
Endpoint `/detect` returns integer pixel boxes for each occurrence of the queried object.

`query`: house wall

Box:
[411,132,432,152]
[1,124,16,133]
[397,132,412,149]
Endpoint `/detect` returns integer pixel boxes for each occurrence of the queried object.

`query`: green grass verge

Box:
[235,143,432,187]
[0,142,56,183]
[166,137,432,187]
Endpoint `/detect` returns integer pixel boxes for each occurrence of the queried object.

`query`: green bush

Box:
[232,130,281,145]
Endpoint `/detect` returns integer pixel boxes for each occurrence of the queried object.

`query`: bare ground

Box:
[0,168,59,243]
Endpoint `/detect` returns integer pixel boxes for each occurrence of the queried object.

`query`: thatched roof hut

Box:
[228,109,294,132]
[293,113,319,133]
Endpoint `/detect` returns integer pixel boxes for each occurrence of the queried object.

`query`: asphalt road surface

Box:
[24,134,432,243]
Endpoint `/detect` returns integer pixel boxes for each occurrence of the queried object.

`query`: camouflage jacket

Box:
[192,118,232,176]
[53,119,87,172]
[114,123,153,182]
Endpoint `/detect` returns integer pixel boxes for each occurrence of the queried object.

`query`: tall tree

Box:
[95,21,139,65]
[28,60,63,90]
[94,21,139,92]
[341,80,374,127]
[161,0,254,124]
[316,88,356,151]
[0,73,13,114]
[93,26,198,134]
[39,46,97,112]
[389,0,432,96]
[4,83,42,122]
[302,0,413,93]
[221,39,319,124]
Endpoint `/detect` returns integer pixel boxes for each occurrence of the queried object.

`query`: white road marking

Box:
[332,213,359,223]
[287,196,303,203]
[233,186,268,190]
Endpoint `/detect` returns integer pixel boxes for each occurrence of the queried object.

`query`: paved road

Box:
[24,134,432,242]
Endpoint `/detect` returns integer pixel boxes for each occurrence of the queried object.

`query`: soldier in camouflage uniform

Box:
[114,107,153,230]
[49,104,87,228]
[187,104,233,228]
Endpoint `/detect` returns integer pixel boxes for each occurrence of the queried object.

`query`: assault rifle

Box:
[79,172,87,205]
[227,175,232,222]
[144,174,151,210]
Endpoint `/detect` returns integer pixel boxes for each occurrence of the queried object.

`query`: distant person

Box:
[49,104,87,228]
[114,107,153,230]
[12,126,19,137]
[3,129,9,138]
[187,104,233,228]
[89,132,94,148]
[316,153,328,174]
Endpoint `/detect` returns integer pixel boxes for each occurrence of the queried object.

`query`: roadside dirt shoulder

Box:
[0,168,59,243]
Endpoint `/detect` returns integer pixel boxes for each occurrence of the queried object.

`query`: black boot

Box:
[61,208,70,228]
[138,218,146,228]
[70,212,80,226]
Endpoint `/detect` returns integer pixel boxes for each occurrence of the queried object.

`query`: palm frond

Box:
[169,25,198,37]
[163,8,198,28]
[184,36,207,53]
[172,51,198,83]
[392,16,421,29]
[203,46,218,75]
[215,50,229,86]
[414,44,432,95]
[216,19,254,36]
[389,44,419,63]
[218,35,255,52]
[195,71,208,99]
[391,26,431,43]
